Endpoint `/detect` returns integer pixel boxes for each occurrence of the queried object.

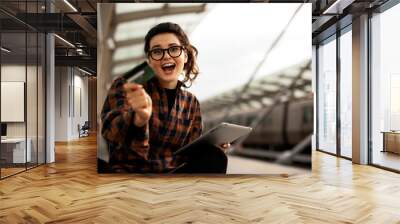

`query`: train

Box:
[203,97,313,166]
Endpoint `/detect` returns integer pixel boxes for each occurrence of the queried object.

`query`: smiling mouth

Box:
[161,63,176,73]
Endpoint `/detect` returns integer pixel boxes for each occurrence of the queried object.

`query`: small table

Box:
[381,131,400,154]
[1,138,32,164]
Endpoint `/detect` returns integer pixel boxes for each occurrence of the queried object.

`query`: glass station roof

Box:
[111,3,210,76]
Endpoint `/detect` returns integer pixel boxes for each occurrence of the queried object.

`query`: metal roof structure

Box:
[201,60,312,121]
[0,0,97,74]
[100,3,212,78]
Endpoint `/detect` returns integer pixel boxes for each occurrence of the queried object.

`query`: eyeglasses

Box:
[148,46,185,61]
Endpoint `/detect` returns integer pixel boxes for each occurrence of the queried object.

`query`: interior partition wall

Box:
[0,1,47,179]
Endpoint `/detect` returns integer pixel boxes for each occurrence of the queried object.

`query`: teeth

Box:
[162,63,175,68]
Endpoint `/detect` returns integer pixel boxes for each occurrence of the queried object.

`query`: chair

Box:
[78,121,90,138]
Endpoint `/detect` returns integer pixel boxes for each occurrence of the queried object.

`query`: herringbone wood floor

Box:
[1,135,400,223]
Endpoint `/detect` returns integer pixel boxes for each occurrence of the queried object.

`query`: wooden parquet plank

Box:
[1,134,400,223]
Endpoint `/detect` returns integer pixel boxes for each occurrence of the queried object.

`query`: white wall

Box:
[74,73,89,136]
[54,67,89,141]
[55,67,69,141]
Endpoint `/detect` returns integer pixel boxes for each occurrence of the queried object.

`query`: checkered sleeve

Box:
[186,97,203,144]
[101,77,150,160]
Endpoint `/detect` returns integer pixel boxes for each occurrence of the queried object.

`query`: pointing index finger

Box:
[124,83,142,92]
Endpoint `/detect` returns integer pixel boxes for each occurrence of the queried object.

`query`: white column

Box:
[54,67,72,141]
[352,14,369,164]
[46,32,55,163]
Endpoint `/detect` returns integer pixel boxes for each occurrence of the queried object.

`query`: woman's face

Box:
[147,33,187,89]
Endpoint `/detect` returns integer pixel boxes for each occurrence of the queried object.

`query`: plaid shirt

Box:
[101,77,202,173]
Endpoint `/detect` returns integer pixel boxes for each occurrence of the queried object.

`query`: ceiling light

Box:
[323,0,354,15]
[54,34,75,48]
[63,0,78,12]
[1,47,11,53]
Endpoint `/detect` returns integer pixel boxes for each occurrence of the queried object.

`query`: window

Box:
[317,36,337,154]
[339,28,352,158]
[371,3,400,171]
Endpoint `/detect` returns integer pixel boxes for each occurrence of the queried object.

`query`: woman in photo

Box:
[101,22,229,173]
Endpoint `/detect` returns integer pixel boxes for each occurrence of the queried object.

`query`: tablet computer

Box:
[174,122,252,155]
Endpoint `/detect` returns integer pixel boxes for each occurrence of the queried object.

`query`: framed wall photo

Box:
[1,81,25,122]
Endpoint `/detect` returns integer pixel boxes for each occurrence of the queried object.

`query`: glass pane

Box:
[38,32,45,165]
[340,29,352,158]
[26,0,40,170]
[371,3,400,171]
[317,37,337,154]
[1,31,27,177]
[27,31,38,169]
[0,1,46,178]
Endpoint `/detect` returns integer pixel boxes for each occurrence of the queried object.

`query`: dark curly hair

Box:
[144,22,199,88]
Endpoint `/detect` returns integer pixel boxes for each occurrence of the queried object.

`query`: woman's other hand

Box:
[124,83,152,127]
[218,143,231,153]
